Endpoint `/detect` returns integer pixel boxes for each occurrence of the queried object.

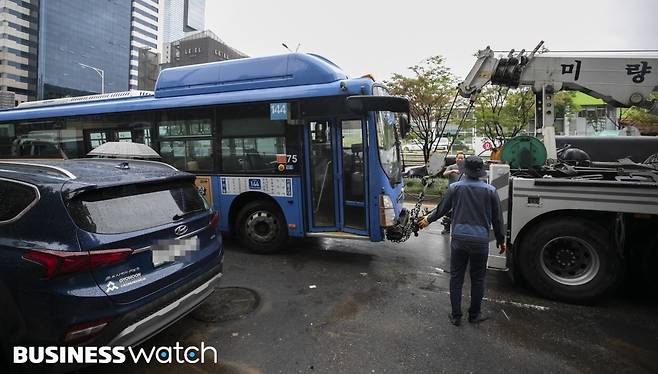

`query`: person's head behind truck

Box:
[464,155,486,179]
[455,151,466,165]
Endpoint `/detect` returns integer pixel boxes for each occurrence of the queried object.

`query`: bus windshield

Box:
[376,110,401,183]
[372,84,402,184]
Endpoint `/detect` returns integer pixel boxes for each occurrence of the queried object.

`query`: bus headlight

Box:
[379,194,396,228]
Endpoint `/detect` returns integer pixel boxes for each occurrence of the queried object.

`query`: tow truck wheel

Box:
[236,201,288,254]
[519,217,623,303]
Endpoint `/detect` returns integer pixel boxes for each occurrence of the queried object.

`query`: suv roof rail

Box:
[0,161,77,179]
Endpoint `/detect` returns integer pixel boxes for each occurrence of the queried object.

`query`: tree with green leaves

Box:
[554,91,580,121]
[620,93,658,133]
[473,86,532,148]
[474,87,579,148]
[386,56,458,163]
[621,108,658,126]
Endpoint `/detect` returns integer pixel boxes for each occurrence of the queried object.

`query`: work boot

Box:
[448,313,461,326]
[468,314,489,324]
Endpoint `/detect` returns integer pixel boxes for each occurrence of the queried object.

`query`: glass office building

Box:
[161,0,205,63]
[130,0,160,90]
[37,0,131,99]
[0,0,40,104]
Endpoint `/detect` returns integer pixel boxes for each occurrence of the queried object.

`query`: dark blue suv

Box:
[0,159,223,367]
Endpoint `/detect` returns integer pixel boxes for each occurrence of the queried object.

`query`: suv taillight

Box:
[23,248,132,279]
[208,211,219,228]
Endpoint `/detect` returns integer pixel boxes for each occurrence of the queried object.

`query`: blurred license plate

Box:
[152,237,199,267]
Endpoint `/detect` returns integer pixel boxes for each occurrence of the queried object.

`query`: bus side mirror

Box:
[427,150,447,176]
[399,114,411,138]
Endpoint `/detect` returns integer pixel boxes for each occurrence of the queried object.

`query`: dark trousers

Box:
[449,239,488,319]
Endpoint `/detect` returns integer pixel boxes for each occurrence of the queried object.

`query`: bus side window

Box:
[32,141,63,157]
[219,115,286,174]
[9,120,76,159]
[157,109,214,172]
[312,122,327,143]
[0,123,16,158]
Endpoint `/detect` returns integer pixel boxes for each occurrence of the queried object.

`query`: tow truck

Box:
[456,43,658,303]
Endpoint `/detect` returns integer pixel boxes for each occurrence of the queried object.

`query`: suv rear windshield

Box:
[67,182,208,234]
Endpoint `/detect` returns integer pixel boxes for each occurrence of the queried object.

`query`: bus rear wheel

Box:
[519,217,623,304]
[236,201,287,254]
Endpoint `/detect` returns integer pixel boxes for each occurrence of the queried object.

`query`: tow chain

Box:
[386,177,434,243]
[386,89,474,243]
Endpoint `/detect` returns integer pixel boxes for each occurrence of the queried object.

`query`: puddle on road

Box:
[287,244,375,269]
[599,318,658,373]
[325,287,387,324]
[327,295,361,322]
[490,305,658,374]
[191,287,260,323]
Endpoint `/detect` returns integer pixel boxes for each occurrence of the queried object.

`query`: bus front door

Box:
[338,119,367,233]
[305,119,368,235]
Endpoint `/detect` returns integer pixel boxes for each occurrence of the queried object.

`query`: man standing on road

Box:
[417,156,506,326]
[440,152,466,234]
[444,151,466,184]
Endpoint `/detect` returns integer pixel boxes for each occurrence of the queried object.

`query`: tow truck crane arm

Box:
[458,42,658,158]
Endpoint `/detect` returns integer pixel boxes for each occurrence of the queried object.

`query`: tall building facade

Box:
[161,0,204,63]
[38,0,131,99]
[0,0,40,104]
[164,30,247,68]
[130,0,160,90]
[136,47,159,90]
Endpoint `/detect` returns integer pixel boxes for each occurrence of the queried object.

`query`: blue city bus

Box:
[0,53,410,253]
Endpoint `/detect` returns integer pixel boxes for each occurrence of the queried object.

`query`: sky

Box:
[206,0,658,81]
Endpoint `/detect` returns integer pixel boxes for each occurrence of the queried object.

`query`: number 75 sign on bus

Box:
[270,103,290,120]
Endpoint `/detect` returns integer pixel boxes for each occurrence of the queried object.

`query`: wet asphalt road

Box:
[91,223,658,374]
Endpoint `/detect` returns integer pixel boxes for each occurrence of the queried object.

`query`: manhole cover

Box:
[191,287,259,323]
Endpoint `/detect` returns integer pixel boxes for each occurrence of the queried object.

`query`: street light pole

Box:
[78,63,105,94]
